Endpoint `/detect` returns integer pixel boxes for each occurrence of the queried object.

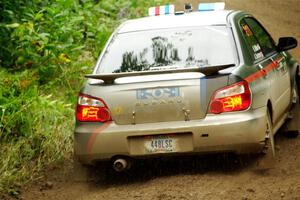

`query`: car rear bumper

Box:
[74,107,267,165]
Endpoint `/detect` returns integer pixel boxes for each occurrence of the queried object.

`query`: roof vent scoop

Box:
[184,3,193,12]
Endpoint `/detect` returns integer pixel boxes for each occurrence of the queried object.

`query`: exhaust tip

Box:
[113,158,129,172]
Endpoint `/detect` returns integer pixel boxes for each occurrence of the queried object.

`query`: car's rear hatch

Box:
[83,25,237,125]
[84,70,230,125]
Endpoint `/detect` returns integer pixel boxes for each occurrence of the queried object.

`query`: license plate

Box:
[144,135,177,154]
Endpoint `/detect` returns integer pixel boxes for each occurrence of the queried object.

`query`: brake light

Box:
[209,81,251,114]
[76,94,112,122]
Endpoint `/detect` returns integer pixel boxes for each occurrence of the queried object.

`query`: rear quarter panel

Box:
[229,11,271,110]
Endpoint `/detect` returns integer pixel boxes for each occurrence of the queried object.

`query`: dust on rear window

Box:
[96,26,236,74]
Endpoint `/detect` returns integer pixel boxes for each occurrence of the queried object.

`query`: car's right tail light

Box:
[76,94,112,122]
[209,80,251,114]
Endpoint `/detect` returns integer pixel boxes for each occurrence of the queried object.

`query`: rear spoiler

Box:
[85,64,235,84]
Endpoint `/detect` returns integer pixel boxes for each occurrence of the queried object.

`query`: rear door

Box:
[241,17,290,123]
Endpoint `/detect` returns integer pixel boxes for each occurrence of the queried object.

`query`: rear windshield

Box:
[96,26,236,74]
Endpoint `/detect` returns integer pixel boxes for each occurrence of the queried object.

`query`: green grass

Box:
[0,67,78,196]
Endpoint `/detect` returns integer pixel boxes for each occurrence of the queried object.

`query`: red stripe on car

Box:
[245,58,281,83]
[86,122,111,157]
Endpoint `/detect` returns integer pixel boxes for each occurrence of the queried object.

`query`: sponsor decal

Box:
[112,106,124,115]
[252,44,261,52]
[242,24,253,37]
[136,87,180,100]
[254,52,264,60]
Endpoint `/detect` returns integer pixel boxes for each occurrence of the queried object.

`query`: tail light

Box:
[209,80,251,114]
[76,94,112,122]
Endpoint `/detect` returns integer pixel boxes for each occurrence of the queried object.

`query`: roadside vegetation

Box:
[0,0,171,196]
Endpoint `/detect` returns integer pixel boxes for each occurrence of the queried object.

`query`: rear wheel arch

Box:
[267,100,273,123]
[292,64,299,89]
[290,65,300,104]
[294,66,300,104]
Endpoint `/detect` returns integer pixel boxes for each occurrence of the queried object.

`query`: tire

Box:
[285,76,300,138]
[296,68,300,104]
[292,76,300,106]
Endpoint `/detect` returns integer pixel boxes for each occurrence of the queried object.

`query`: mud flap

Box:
[255,110,276,171]
[255,138,276,171]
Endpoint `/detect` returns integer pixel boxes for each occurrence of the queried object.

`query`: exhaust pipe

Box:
[113,158,130,172]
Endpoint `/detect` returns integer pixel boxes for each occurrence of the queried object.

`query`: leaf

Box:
[24,12,35,20]
[34,13,44,21]
[5,23,20,28]
[59,53,71,63]
[71,45,85,51]
[38,33,50,42]
[4,10,14,16]
[26,22,34,31]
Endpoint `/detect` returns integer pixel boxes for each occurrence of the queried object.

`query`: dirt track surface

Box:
[11,1,300,200]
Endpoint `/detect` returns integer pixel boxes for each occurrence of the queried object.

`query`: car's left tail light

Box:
[76,94,112,122]
[209,80,251,114]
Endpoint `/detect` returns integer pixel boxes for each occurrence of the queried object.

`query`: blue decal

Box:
[136,90,152,99]
[165,5,169,14]
[163,87,180,97]
[154,89,162,97]
[198,3,214,11]
[137,87,180,99]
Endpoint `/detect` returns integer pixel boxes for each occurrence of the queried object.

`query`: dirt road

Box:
[13,1,300,200]
[20,129,300,200]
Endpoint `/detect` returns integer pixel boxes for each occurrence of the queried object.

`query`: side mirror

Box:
[277,37,297,51]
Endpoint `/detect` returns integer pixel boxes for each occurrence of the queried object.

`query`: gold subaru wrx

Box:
[74,3,299,171]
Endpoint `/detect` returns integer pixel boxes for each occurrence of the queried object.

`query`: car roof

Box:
[118,10,234,33]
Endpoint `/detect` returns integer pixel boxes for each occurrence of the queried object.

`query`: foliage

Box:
[0,0,172,196]
[0,0,162,79]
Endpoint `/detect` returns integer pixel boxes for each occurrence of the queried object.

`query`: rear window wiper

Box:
[85,64,235,84]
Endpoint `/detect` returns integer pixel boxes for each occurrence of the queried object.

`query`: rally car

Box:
[74,3,299,171]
